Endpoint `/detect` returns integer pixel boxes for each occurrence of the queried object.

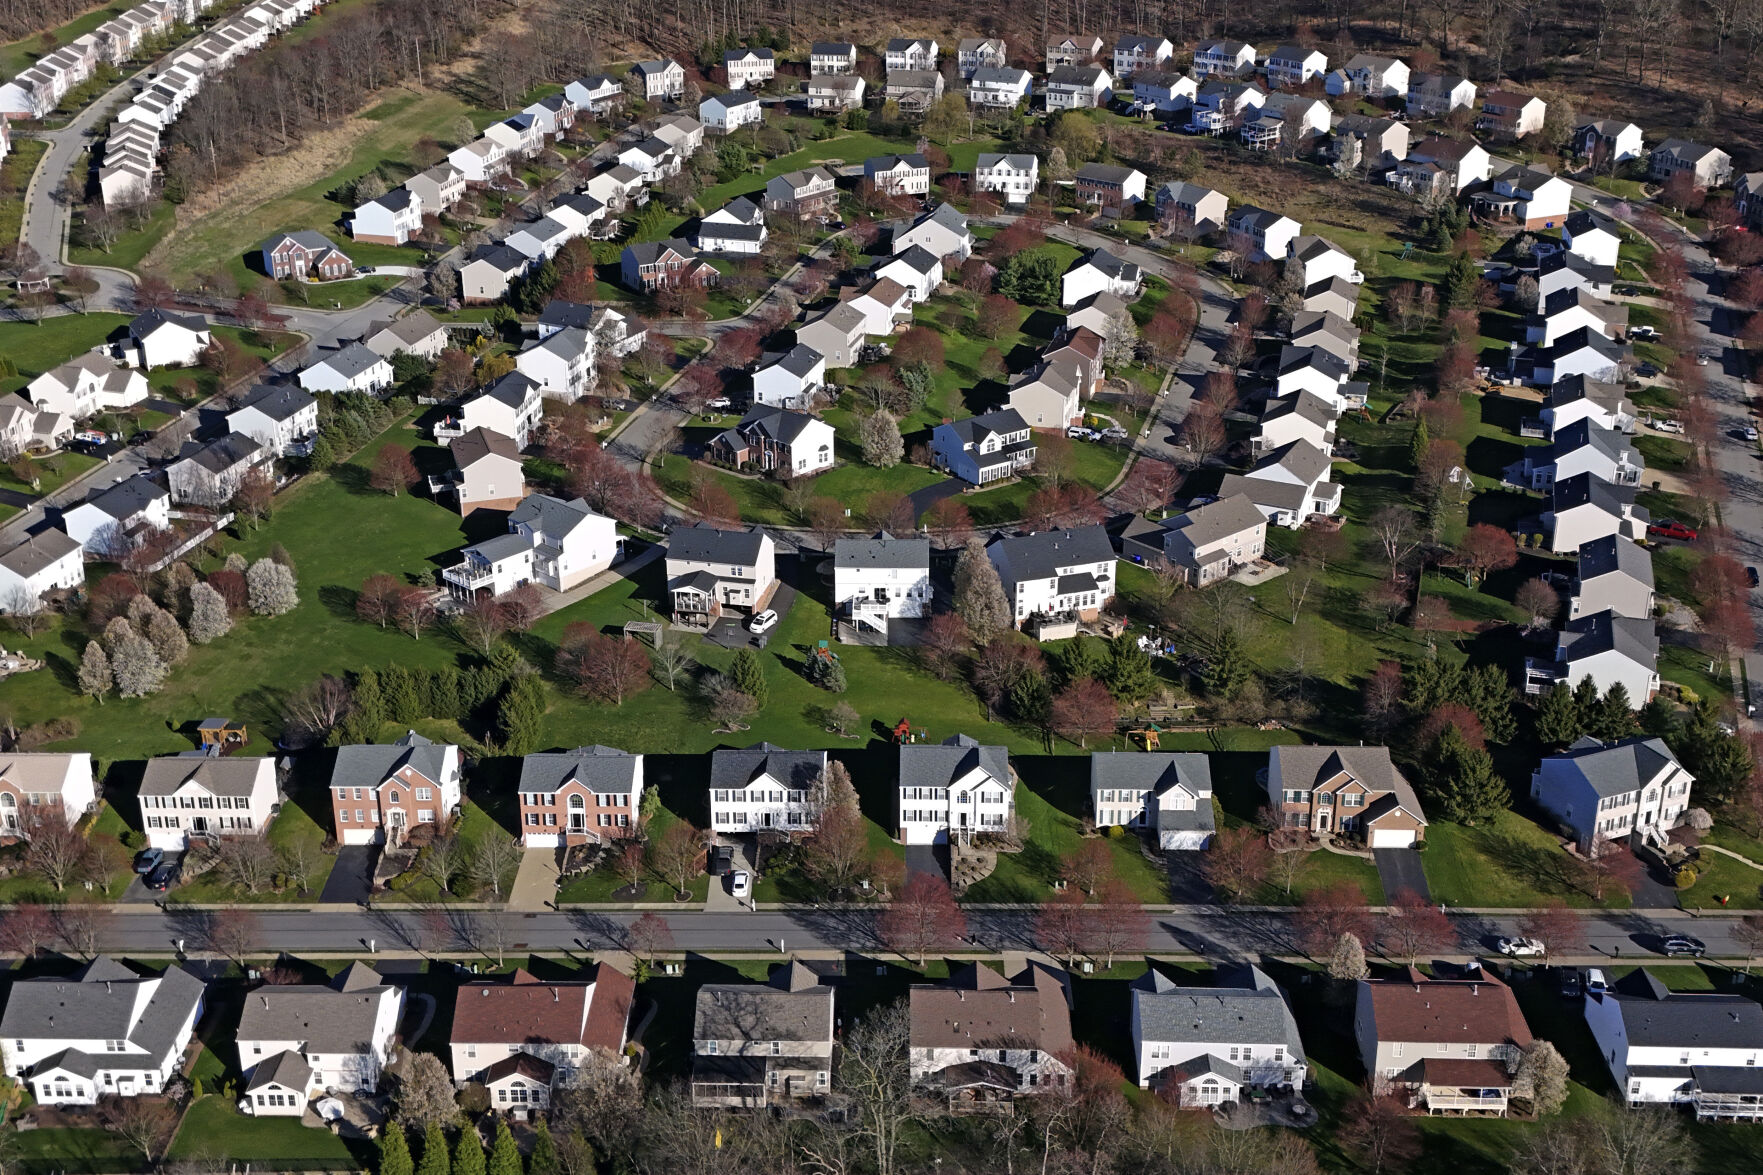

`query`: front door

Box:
[1315,812,1329,831]
[191,816,209,834]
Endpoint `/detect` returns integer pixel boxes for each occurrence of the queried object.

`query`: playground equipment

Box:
[1129,723,1165,751]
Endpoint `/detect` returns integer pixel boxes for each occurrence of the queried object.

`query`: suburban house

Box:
[617,135,679,182]
[620,238,715,292]
[1286,234,1362,288]
[1061,248,1142,306]
[633,58,685,101]
[750,344,827,410]
[1520,418,1643,490]
[898,734,1013,846]
[138,755,278,852]
[1562,209,1624,269]
[1475,164,1573,229]
[363,310,450,362]
[1193,39,1256,77]
[1226,205,1302,263]
[1131,964,1305,1102]
[450,427,526,515]
[1330,113,1410,168]
[1112,35,1173,78]
[665,524,777,625]
[119,309,210,369]
[1044,328,1104,393]
[909,962,1072,1108]
[460,244,529,304]
[807,73,865,111]
[931,409,1037,486]
[1264,744,1427,848]
[975,152,1039,204]
[329,732,461,847]
[1187,79,1265,134]
[405,165,466,216]
[1543,472,1649,553]
[723,47,774,89]
[349,188,422,245]
[225,383,318,457]
[1303,276,1362,319]
[809,41,857,74]
[442,493,620,599]
[0,957,205,1105]
[165,433,268,507]
[1355,967,1533,1113]
[1526,610,1661,706]
[1158,493,1268,587]
[1288,311,1360,369]
[1044,64,1113,110]
[0,530,83,612]
[1007,357,1085,430]
[505,216,576,263]
[1406,71,1477,116]
[764,167,838,219]
[1091,752,1215,849]
[712,405,835,478]
[1585,969,1763,1119]
[259,230,353,280]
[1065,291,1131,339]
[1327,52,1409,98]
[1266,43,1327,88]
[892,201,972,262]
[515,327,595,403]
[1529,326,1631,386]
[651,113,705,156]
[699,90,762,133]
[447,138,509,185]
[694,196,768,255]
[451,371,543,450]
[865,153,931,197]
[0,752,96,838]
[61,473,169,552]
[956,36,1008,76]
[1156,181,1229,236]
[298,343,393,395]
[1131,70,1197,114]
[1074,163,1147,217]
[1046,33,1104,70]
[884,69,944,111]
[516,746,643,848]
[1570,534,1655,621]
[1530,287,1628,348]
[1575,118,1645,163]
[1648,139,1732,188]
[1217,439,1341,528]
[692,962,835,1107]
[236,964,404,1112]
[969,67,1032,110]
[1531,736,1693,853]
[25,354,147,421]
[1260,92,1333,139]
[708,744,828,835]
[1537,250,1617,300]
[449,965,635,1108]
[794,302,869,368]
[564,74,622,113]
[833,532,932,641]
[987,524,1116,627]
[842,277,914,337]
[884,38,938,70]
[1389,135,1492,197]
[1477,89,1547,137]
[873,246,944,302]
[583,164,647,213]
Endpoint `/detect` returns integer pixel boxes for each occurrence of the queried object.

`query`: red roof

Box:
[451,964,633,1051]
[1363,970,1533,1049]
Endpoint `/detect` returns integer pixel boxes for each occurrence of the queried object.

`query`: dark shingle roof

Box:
[835,532,931,571]
[1131,964,1303,1055]
[988,525,1115,581]
[516,745,640,796]
[1544,736,1680,799]
[232,383,315,423]
[1601,970,1763,1048]
[1577,534,1653,587]
[1558,610,1659,667]
[899,733,1009,790]
[709,743,826,792]
[668,522,769,566]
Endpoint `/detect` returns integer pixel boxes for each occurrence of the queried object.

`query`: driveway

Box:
[905,844,947,883]
[1165,850,1214,903]
[1373,848,1430,901]
[704,580,799,650]
[907,477,963,521]
[507,848,559,912]
[318,845,376,904]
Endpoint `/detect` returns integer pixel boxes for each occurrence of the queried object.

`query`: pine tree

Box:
[416,1123,451,1175]
[1427,725,1509,824]
[1444,250,1481,307]
[425,666,461,720]
[1464,664,1517,743]
[1534,684,1582,747]
[353,668,386,728]
[187,581,232,644]
[77,641,110,703]
[952,537,1010,643]
[730,648,769,710]
[452,1125,485,1175]
[1105,633,1157,703]
[1590,683,1636,741]
[379,1126,415,1175]
[1055,635,1105,684]
[1203,629,1250,700]
[496,675,547,756]
[486,1119,522,1175]
[1571,675,1601,728]
[1637,697,1678,740]
[384,665,423,724]
[527,1120,557,1175]
[1408,414,1430,471]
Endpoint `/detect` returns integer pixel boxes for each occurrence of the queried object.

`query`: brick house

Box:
[1263,744,1428,848]
[259,231,354,281]
[329,731,462,847]
[620,238,716,292]
[516,746,644,848]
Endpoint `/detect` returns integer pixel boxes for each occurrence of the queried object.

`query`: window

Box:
[1466,1044,1478,1058]
[416,788,432,802]
[388,791,400,804]
[1393,1043,1403,1057]
[771,1041,781,1055]
[339,810,351,823]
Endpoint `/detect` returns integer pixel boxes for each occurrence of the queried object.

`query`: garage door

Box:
[1369,828,1416,848]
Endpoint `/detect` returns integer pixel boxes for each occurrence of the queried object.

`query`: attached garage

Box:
[1369,827,1418,848]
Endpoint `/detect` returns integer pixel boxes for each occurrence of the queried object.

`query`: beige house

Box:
[691,962,835,1107]
[1355,968,1533,1114]
[1158,494,1266,586]
[1264,745,1427,848]
[451,428,525,515]
[0,752,97,839]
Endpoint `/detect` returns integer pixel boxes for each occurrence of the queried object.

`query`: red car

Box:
[1648,520,1699,541]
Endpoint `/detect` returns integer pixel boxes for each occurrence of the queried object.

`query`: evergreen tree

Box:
[425,666,461,720]
[1443,251,1481,307]
[1408,415,1430,471]
[1427,725,1510,824]
[416,1123,451,1175]
[1464,664,1517,743]
[1589,683,1636,742]
[1637,697,1678,740]
[1534,684,1582,747]
[486,1119,522,1175]
[1571,676,1601,728]
[452,1125,485,1175]
[384,665,423,724]
[308,433,337,472]
[353,668,387,728]
[1203,629,1251,700]
[1670,698,1755,803]
[1105,633,1157,704]
[730,648,769,710]
[953,538,1010,643]
[1055,635,1105,685]
[77,641,111,703]
[497,675,547,756]
[379,1127,415,1175]
[527,1120,557,1175]
[1008,668,1052,730]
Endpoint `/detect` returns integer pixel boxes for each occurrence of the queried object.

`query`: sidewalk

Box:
[534,542,664,616]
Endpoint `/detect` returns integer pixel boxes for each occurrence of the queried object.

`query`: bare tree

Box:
[101,1096,178,1165]
[650,637,694,691]
[54,904,109,959]
[25,818,92,892]
[1368,506,1424,578]
[839,1000,919,1175]
[471,826,522,900]
[214,835,277,894]
[205,906,261,963]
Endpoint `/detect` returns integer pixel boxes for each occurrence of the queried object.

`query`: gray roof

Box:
[1334,112,1401,137]
[668,522,769,566]
[485,371,539,410]
[467,243,529,275]
[1048,64,1109,86]
[1076,163,1140,185]
[141,755,271,798]
[310,342,387,381]
[634,59,678,78]
[1073,248,1140,283]
[1130,965,1304,1058]
[1090,751,1212,798]
[232,383,315,423]
[1565,209,1620,238]
[76,472,168,522]
[1269,745,1427,824]
[945,407,1029,446]
[0,529,80,577]
[1278,344,1351,382]
[1539,250,1617,285]
[1259,390,1338,431]
[1251,439,1332,485]
[130,308,208,339]
[738,404,823,446]
[887,37,934,51]
[1558,610,1659,667]
[236,965,398,1056]
[868,152,928,170]
[899,733,1009,790]
[538,300,596,331]
[1600,970,1763,1048]
[1162,493,1267,548]
[989,524,1115,581]
[365,187,416,214]
[710,743,826,792]
[764,343,825,379]
[330,731,451,794]
[1158,180,1224,206]
[1551,471,1637,517]
[263,229,339,253]
[971,67,1030,87]
[978,151,1038,170]
[835,532,930,571]
[176,432,263,476]
[465,532,534,563]
[1542,286,1627,323]
[1577,535,1654,588]
[0,957,204,1067]
[623,238,696,266]
[245,1048,314,1094]
[706,90,760,111]
[811,42,855,55]
[725,47,774,62]
[1545,374,1629,410]
[883,244,942,277]
[509,493,602,540]
[517,745,640,795]
[1653,138,1724,164]
[1545,736,1680,799]
[1541,418,1638,468]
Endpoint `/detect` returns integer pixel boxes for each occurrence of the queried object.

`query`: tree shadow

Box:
[316,582,360,621]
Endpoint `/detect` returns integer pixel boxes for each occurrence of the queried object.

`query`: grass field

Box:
[0,2,129,78]
[0,136,47,243]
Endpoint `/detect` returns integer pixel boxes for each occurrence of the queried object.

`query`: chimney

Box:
[1008,991,1015,1003]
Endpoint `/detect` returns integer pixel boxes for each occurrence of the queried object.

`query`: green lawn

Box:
[656,450,944,527]
[1421,809,1630,908]
[0,450,100,496]
[69,199,176,271]
[12,1126,142,1175]
[0,136,47,244]
[169,1096,363,1166]
[963,777,1171,904]
[1659,641,1732,707]
[0,314,291,397]
[1635,433,1693,472]
[696,130,1004,211]
[167,784,337,903]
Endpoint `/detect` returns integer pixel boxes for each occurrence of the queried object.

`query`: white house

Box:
[1406,72,1477,116]
[1061,248,1142,307]
[1562,209,1624,270]
[833,532,931,639]
[695,196,768,255]
[931,409,1037,486]
[1396,135,1492,196]
[1131,70,1197,114]
[750,345,826,410]
[633,58,685,101]
[1529,609,1661,705]
[874,246,944,303]
[0,752,96,837]
[1193,40,1256,78]
[1529,287,1628,348]
[1217,439,1341,528]
[617,135,678,182]
[714,405,834,479]
[809,42,857,75]
[1187,79,1265,134]
[1260,92,1332,138]
[1530,326,1631,387]
[807,73,865,111]
[0,530,84,612]
[1531,736,1692,853]
[1544,473,1649,553]
[1265,43,1327,88]
[1520,418,1643,490]
[1044,64,1113,110]
[700,90,762,133]
[1570,534,1655,621]
[165,433,267,507]
[583,164,647,213]
[329,734,463,848]
[1575,119,1645,164]
[564,74,623,114]
[1649,139,1732,188]
[452,372,544,451]
[26,355,147,421]
[723,47,775,89]
[1328,53,1408,98]
[1091,752,1214,849]
[1288,311,1360,369]
[447,137,509,185]
[449,965,635,1108]
[298,343,393,395]
[865,153,931,198]
[237,964,405,1113]
[884,38,938,71]
[515,326,596,403]
[226,383,318,457]
[1274,345,1357,409]
[1286,234,1362,287]
[969,67,1032,110]
[892,202,972,263]
[987,524,1116,626]
[119,309,210,369]
[974,153,1038,204]
[442,494,620,599]
[898,734,1013,845]
[1227,206,1302,263]
[1132,965,1305,1102]
[1331,113,1410,168]
[1255,391,1338,457]
[1112,35,1173,79]
[505,216,576,263]
[665,524,777,624]
[138,755,278,852]
[350,187,422,246]
[1537,250,1617,301]
[842,277,913,337]
[708,744,828,835]
[1477,164,1573,230]
[1585,970,1763,1118]
[0,957,204,1106]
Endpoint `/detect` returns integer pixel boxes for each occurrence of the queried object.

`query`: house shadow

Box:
[645,753,713,826]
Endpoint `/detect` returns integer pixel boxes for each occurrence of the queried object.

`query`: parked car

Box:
[1746,426,1759,442]
[708,845,734,876]
[1636,362,1661,377]
[747,609,779,634]
[1559,968,1583,999]
[1629,325,1658,340]
[144,860,180,891]
[706,396,733,411]
[1661,934,1706,957]
[358,265,375,274]
[1650,418,1684,434]
[1539,570,1574,587]
[1648,520,1699,541]
[1497,936,1546,958]
[730,869,752,899]
[1585,968,1609,996]
[1698,353,1712,365]
[1066,426,1098,440]
[133,848,164,875]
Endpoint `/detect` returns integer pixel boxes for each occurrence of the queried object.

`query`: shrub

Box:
[1675,866,1698,889]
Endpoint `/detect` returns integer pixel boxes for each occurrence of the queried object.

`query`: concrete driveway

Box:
[1373,848,1430,901]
